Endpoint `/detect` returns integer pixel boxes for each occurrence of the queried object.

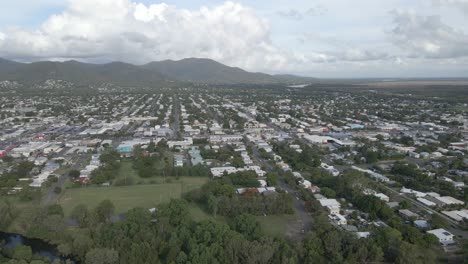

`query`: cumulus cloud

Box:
[1,0,466,77]
[389,10,468,59]
[0,0,299,71]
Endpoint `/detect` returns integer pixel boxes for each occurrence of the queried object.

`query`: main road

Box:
[249,141,312,241]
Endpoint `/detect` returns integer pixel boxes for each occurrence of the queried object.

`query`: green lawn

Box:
[115,159,142,183]
[58,177,208,216]
[189,204,226,223]
[115,159,178,184]
[188,204,295,237]
[255,214,298,237]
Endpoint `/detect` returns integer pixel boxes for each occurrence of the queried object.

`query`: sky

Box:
[0,0,468,78]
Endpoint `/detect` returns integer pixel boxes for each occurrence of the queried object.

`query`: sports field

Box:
[58,177,208,216]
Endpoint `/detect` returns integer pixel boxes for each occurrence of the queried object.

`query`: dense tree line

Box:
[272,141,321,171]
[227,171,260,187]
[0,161,35,190]
[303,169,443,263]
[89,150,121,184]
[186,180,294,216]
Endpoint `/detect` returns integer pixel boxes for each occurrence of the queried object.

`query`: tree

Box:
[399,200,411,209]
[231,156,245,168]
[374,228,403,261]
[430,214,449,229]
[229,214,262,240]
[69,169,80,178]
[47,204,64,217]
[159,199,190,226]
[85,248,119,264]
[14,161,35,178]
[12,245,32,261]
[320,187,336,198]
[0,201,16,229]
[1,156,13,163]
[396,242,436,264]
[71,204,89,227]
[53,187,62,194]
[94,200,115,223]
[266,173,277,186]
[207,195,219,217]
[73,234,94,260]
[18,187,40,202]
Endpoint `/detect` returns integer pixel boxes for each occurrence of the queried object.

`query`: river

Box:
[0,231,77,263]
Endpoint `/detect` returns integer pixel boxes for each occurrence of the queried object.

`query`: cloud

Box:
[297,33,390,62]
[277,9,303,20]
[0,0,466,77]
[388,10,468,59]
[335,49,390,62]
[434,0,468,15]
[0,0,297,71]
[305,5,328,16]
[277,5,327,20]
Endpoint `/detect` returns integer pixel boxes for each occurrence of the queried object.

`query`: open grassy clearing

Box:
[255,214,299,237]
[188,203,296,237]
[58,177,208,216]
[114,159,185,185]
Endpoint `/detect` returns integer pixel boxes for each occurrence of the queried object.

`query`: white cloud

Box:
[277,9,304,20]
[434,0,468,15]
[389,10,468,59]
[277,5,327,20]
[0,0,466,77]
[0,0,298,71]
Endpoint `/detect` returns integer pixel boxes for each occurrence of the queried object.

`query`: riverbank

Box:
[0,231,77,263]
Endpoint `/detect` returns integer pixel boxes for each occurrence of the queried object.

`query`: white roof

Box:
[442,210,468,221]
[436,196,464,205]
[417,197,436,207]
[374,193,389,200]
[356,232,371,238]
[329,213,346,222]
[427,228,454,240]
[319,199,340,207]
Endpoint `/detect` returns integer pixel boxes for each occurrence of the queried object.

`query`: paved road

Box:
[278,124,468,240]
[172,95,181,139]
[380,184,468,239]
[42,154,90,205]
[249,141,312,241]
[236,107,313,240]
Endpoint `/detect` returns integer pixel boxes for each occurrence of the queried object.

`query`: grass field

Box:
[58,177,208,216]
[255,214,298,237]
[115,159,144,183]
[115,159,177,184]
[188,204,296,237]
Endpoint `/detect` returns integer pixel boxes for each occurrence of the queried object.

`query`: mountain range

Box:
[0,57,316,86]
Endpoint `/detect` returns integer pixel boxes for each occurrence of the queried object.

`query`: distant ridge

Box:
[142,58,277,84]
[0,57,317,86]
[0,59,166,86]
